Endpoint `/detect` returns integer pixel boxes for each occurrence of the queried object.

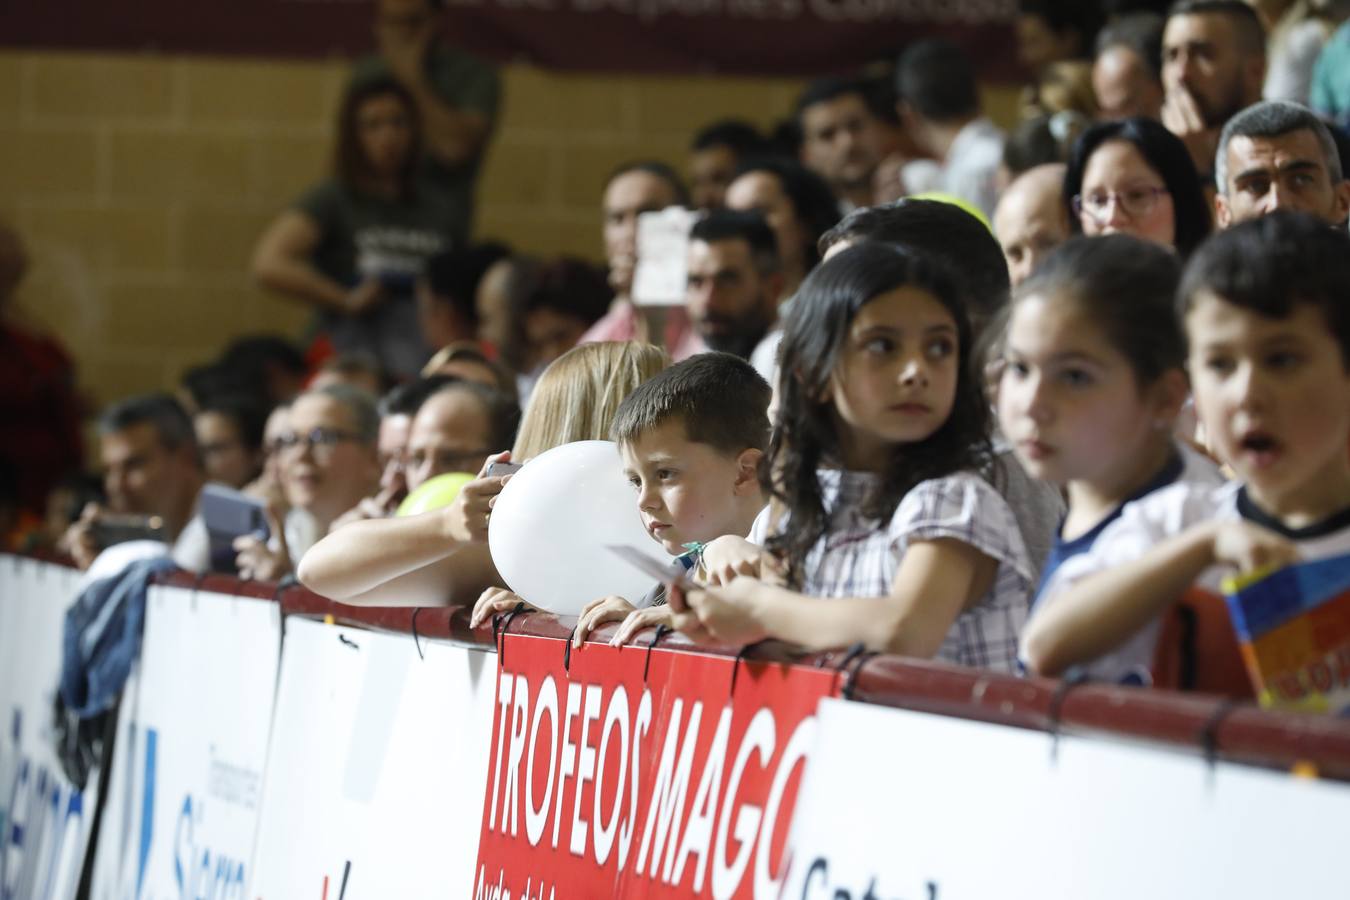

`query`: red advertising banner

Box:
[474,634,840,898]
[0,0,1021,79]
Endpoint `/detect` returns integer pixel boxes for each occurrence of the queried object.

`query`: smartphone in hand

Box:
[90,514,167,549]
[200,484,271,574]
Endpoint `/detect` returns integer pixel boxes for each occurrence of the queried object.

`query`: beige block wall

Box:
[2,49,1018,410]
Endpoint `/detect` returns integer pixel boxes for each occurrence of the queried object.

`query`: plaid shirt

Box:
[756,470,1034,672]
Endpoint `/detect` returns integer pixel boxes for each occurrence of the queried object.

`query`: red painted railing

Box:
[151,569,1350,781]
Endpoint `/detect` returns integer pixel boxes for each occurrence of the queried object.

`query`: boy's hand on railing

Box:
[700,535,764,586]
[609,605,676,647]
[573,595,636,647]
[470,586,535,629]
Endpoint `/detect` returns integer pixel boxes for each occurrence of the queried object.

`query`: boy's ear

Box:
[733,448,764,494]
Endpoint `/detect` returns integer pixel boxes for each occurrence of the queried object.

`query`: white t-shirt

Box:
[900,118,1004,219]
[1037,479,1350,682]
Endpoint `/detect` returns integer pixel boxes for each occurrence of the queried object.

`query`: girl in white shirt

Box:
[1000,234,1224,683]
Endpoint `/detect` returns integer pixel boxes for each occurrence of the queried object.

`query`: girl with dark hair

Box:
[725,157,842,298]
[998,235,1224,683]
[252,76,459,379]
[674,242,1034,671]
[1063,117,1211,257]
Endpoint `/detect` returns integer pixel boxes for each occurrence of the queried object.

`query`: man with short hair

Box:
[329,376,452,529]
[1161,0,1266,178]
[820,197,1012,335]
[580,161,696,351]
[684,210,783,363]
[62,394,208,572]
[796,78,887,212]
[416,243,510,353]
[993,163,1071,286]
[688,120,768,211]
[1214,100,1350,227]
[404,380,519,493]
[895,40,1006,219]
[1093,13,1167,121]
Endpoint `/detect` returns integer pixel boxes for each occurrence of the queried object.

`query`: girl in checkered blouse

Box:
[670,242,1034,672]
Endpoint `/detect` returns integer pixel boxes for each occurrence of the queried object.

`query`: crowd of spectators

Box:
[7,0,1350,702]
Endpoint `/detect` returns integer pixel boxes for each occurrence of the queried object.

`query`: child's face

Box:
[620,420,757,557]
[998,292,1176,490]
[1188,292,1350,518]
[825,286,959,471]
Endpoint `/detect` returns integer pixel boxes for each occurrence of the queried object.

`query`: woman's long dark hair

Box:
[766,242,992,588]
[1063,116,1211,258]
[334,75,423,198]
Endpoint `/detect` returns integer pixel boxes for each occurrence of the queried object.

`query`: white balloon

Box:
[488,440,666,616]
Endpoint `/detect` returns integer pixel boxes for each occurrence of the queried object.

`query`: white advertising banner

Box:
[247,617,497,899]
[783,698,1350,899]
[89,584,281,900]
[0,555,97,900]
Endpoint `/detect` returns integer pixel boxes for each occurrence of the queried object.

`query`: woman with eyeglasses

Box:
[1063,117,1212,257]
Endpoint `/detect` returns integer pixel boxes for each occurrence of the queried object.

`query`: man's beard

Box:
[700,315,771,360]
[1198,79,1248,129]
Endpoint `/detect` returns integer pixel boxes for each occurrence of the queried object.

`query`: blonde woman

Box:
[512,341,668,459]
[297,342,668,607]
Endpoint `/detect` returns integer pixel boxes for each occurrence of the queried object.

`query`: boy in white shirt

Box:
[1021,212,1350,686]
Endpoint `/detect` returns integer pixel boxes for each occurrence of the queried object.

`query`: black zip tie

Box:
[728,641,760,699]
[1047,666,1092,764]
[411,607,426,661]
[337,859,352,900]
[1175,603,1199,690]
[338,633,360,650]
[269,574,296,606]
[1198,696,1242,771]
[643,624,673,683]
[563,625,578,673]
[493,602,529,666]
[834,643,875,700]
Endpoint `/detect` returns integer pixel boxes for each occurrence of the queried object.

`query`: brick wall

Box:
[1,49,1017,409]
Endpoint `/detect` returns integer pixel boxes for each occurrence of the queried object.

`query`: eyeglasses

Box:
[273,428,363,456]
[1072,185,1169,224]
